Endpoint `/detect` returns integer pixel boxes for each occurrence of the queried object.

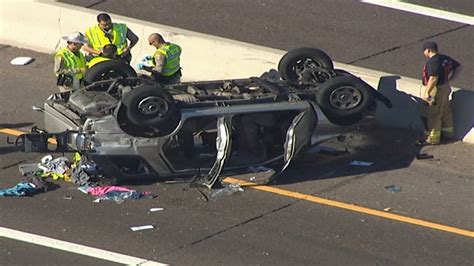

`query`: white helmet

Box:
[62,32,86,44]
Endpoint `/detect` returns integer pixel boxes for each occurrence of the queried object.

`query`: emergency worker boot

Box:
[425,129,441,145]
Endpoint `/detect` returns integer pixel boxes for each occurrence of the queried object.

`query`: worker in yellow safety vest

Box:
[53,32,87,92]
[83,13,138,64]
[139,33,182,85]
[87,44,118,68]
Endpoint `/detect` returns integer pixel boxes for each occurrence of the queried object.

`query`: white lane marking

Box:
[0,227,167,266]
[361,0,474,25]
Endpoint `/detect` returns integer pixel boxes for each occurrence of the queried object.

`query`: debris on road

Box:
[130,225,155,232]
[248,165,273,173]
[350,160,374,166]
[18,163,42,176]
[39,155,71,181]
[211,183,244,198]
[18,155,73,181]
[0,175,50,198]
[149,208,164,212]
[383,207,393,212]
[10,56,35,65]
[78,185,156,204]
[384,185,402,193]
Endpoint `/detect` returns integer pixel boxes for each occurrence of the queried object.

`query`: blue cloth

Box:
[0,182,37,197]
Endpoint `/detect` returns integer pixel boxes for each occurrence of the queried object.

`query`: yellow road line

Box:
[0,128,25,136]
[224,177,474,238]
[0,128,57,144]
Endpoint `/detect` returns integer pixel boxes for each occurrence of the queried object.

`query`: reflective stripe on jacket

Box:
[54,48,86,80]
[153,43,181,76]
[85,23,128,55]
[87,56,111,68]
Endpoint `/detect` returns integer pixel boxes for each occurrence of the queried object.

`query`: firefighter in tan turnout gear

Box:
[420,41,462,145]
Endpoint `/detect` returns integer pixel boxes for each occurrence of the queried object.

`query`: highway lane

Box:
[1,45,474,264]
[59,0,473,90]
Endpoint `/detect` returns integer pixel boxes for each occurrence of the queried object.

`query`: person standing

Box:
[83,13,138,63]
[420,41,463,144]
[140,33,182,85]
[54,32,87,92]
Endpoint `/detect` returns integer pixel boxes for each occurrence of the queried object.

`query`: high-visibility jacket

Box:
[85,23,128,55]
[153,43,181,76]
[54,48,86,80]
[87,56,111,68]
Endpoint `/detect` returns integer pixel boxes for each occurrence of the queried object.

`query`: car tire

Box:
[327,113,364,126]
[278,47,334,81]
[121,84,179,127]
[84,60,137,85]
[316,76,373,119]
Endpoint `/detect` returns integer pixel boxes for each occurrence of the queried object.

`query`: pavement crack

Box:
[85,0,107,8]
[1,159,33,170]
[348,24,470,64]
[316,173,370,195]
[177,202,294,250]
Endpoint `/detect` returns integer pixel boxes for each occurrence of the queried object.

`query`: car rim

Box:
[137,96,168,117]
[329,86,362,110]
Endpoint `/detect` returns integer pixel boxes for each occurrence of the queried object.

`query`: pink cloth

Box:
[87,186,134,197]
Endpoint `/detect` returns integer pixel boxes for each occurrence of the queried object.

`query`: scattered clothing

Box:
[87,186,134,197]
[80,185,155,204]
[0,182,38,197]
[40,156,71,181]
[71,153,104,186]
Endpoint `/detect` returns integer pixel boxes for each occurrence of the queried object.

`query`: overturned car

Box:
[17,48,391,188]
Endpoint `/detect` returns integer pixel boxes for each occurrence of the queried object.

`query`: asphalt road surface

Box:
[1,45,473,265]
[58,0,474,90]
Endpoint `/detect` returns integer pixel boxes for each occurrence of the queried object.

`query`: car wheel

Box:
[316,76,373,119]
[278,47,334,82]
[83,60,137,85]
[121,84,179,127]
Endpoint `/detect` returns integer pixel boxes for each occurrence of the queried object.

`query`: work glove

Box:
[141,56,153,62]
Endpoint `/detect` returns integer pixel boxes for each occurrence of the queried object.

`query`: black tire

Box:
[334,69,354,77]
[84,60,137,85]
[278,47,334,81]
[121,84,179,127]
[316,76,373,118]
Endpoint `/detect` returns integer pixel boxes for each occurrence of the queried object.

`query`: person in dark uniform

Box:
[420,41,462,144]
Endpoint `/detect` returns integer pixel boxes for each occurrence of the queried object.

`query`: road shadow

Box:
[452,89,474,139]
[0,122,34,129]
[374,75,425,133]
[271,74,473,186]
[0,146,20,155]
[274,122,424,185]
[374,75,474,141]
[272,75,429,185]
